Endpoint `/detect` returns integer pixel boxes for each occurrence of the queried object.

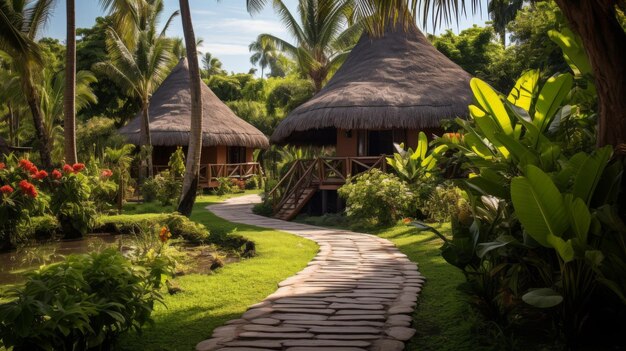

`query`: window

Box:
[227,146,246,163]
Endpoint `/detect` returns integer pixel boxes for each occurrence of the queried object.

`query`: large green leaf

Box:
[413,131,428,160]
[470,78,514,136]
[494,133,539,167]
[507,70,539,112]
[534,74,574,132]
[511,165,569,247]
[471,105,510,158]
[572,145,613,205]
[563,194,590,244]
[548,28,592,76]
[522,288,563,308]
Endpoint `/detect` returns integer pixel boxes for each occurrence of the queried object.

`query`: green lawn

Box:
[120,193,318,351]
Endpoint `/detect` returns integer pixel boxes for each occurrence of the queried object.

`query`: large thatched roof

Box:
[119,58,269,149]
[271,23,473,145]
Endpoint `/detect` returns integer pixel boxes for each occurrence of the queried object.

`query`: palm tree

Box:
[487,0,523,46]
[201,52,224,78]
[177,0,203,217]
[254,0,362,92]
[94,0,178,179]
[38,69,98,162]
[0,0,55,169]
[64,0,77,163]
[249,37,278,78]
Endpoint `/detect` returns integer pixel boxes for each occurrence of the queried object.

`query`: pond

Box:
[0,234,239,287]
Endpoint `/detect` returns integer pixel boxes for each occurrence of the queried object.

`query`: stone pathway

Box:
[196,195,424,351]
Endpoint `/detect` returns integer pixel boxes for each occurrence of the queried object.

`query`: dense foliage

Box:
[0,249,170,350]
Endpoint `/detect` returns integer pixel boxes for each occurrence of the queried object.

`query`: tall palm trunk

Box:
[554,0,626,151]
[139,101,154,180]
[24,72,53,169]
[64,0,77,164]
[177,0,203,217]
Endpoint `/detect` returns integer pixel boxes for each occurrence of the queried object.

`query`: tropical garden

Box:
[0,0,625,350]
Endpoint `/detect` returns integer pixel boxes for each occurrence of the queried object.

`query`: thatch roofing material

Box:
[119,58,269,149]
[270,23,473,145]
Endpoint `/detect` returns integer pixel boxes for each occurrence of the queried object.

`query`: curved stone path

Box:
[196,195,424,351]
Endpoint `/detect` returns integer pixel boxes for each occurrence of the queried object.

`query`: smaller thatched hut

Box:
[270,22,473,157]
[119,58,269,186]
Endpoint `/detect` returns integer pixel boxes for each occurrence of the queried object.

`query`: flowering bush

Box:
[0,157,47,251]
[338,169,415,226]
[49,163,97,239]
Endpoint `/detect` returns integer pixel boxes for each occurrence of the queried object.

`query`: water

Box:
[0,234,120,285]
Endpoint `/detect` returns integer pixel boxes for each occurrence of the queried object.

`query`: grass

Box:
[294,215,481,351]
[119,192,318,351]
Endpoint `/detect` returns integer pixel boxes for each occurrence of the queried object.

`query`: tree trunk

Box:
[64,0,77,164]
[177,0,203,217]
[139,101,154,181]
[24,78,53,169]
[554,0,626,151]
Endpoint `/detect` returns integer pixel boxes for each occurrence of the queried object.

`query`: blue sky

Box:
[45,0,490,75]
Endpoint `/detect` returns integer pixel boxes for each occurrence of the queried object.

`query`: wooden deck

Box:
[154,162,263,188]
[268,156,387,220]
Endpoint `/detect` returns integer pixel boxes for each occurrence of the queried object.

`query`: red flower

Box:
[19,159,37,173]
[52,169,62,179]
[101,169,113,178]
[0,185,13,194]
[63,164,74,173]
[18,180,37,198]
[72,163,85,173]
[0,163,5,170]
[159,226,172,243]
[32,170,48,180]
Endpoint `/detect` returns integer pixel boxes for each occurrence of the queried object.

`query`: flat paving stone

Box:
[194,195,423,351]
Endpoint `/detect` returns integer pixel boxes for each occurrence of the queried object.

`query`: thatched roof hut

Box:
[270,23,473,145]
[119,58,269,149]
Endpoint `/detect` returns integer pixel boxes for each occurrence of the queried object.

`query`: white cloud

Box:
[197,18,287,35]
[199,43,250,55]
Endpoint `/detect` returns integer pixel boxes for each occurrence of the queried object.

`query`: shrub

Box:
[49,164,97,239]
[338,169,415,226]
[0,249,166,350]
[164,213,210,244]
[28,215,61,240]
[141,177,160,202]
[155,171,181,206]
[252,201,273,217]
[214,177,242,196]
[423,183,469,222]
[167,147,186,178]
[0,157,48,250]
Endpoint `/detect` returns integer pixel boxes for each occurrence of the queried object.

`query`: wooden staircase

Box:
[268,156,388,221]
[273,186,317,220]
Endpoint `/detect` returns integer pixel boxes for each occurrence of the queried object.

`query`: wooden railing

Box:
[268,155,387,213]
[154,162,262,187]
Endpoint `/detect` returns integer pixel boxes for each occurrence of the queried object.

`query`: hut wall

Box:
[336,129,358,157]
[245,148,254,163]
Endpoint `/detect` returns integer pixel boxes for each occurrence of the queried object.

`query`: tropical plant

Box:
[487,0,523,46]
[0,0,57,168]
[201,52,225,78]
[251,0,361,91]
[177,0,204,217]
[103,144,135,212]
[386,131,448,183]
[93,0,178,180]
[249,37,279,78]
